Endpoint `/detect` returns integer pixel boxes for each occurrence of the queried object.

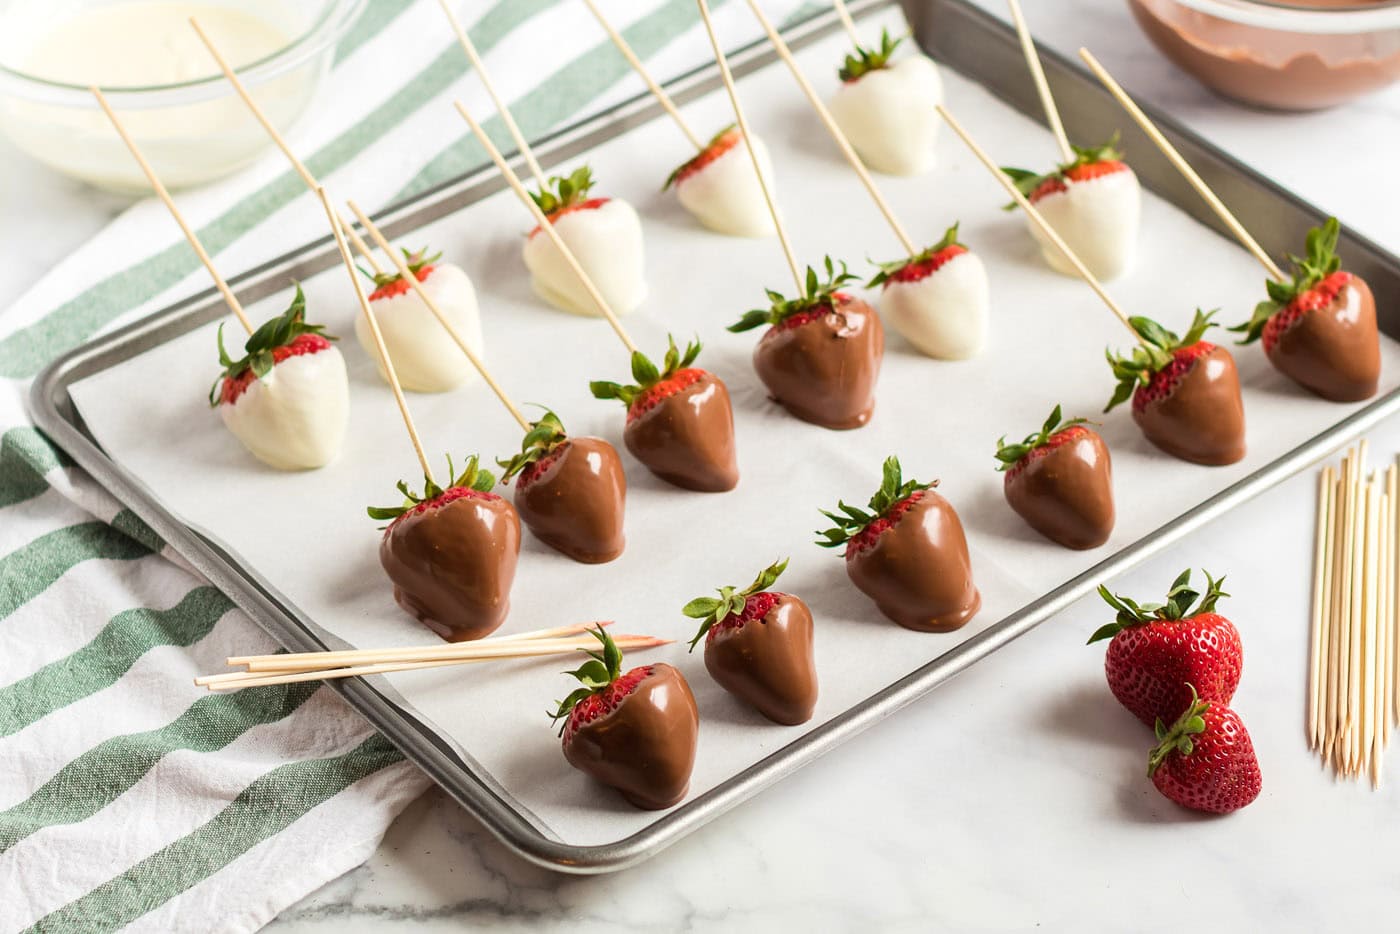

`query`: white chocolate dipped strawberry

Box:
[211,286,349,470]
[828,30,943,177]
[664,125,776,238]
[521,167,646,317]
[869,223,988,360]
[1002,136,1141,281]
[355,247,483,393]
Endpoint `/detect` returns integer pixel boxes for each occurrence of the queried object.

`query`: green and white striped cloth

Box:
[0,0,809,928]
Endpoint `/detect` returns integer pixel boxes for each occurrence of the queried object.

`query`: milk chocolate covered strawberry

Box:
[995,405,1114,550]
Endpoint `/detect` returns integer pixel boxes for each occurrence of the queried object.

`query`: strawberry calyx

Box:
[589,334,705,420]
[1088,568,1230,644]
[994,404,1094,475]
[816,456,936,555]
[530,165,596,217]
[867,223,967,288]
[1147,684,1210,777]
[729,256,859,332]
[1229,217,1345,346]
[681,558,788,650]
[549,625,630,737]
[664,123,741,190]
[1103,309,1217,412]
[366,453,497,525]
[1000,133,1127,209]
[363,247,441,301]
[209,284,335,407]
[838,28,903,82]
[497,409,569,485]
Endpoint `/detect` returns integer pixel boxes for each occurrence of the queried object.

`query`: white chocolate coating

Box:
[1026,168,1141,282]
[354,263,482,394]
[219,346,349,471]
[881,251,989,360]
[829,55,943,176]
[522,199,647,317]
[674,134,776,238]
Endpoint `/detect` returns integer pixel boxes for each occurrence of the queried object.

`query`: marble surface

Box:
[7,0,1400,929]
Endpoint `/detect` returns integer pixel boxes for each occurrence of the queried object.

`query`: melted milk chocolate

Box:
[705,594,818,725]
[752,296,885,430]
[516,437,627,563]
[1004,429,1115,550]
[1270,274,1380,403]
[624,371,739,492]
[1134,347,1246,466]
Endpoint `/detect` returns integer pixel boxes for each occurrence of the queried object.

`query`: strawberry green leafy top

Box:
[1147,683,1211,776]
[1230,217,1343,344]
[993,404,1091,472]
[681,558,788,649]
[867,224,963,288]
[497,410,568,482]
[361,246,440,291]
[839,29,903,82]
[728,256,859,332]
[1088,568,1229,644]
[1104,309,1217,412]
[366,453,496,522]
[530,166,596,216]
[590,335,703,407]
[548,625,623,735]
[816,456,934,551]
[1000,134,1125,207]
[209,284,333,406]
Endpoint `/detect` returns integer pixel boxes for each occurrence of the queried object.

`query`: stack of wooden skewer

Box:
[1310,441,1398,786]
[196,622,669,692]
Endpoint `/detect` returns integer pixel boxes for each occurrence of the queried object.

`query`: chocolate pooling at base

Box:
[515,437,626,563]
[1269,274,1380,403]
[1005,429,1116,550]
[1134,346,1246,466]
[752,295,885,430]
[623,371,739,492]
[705,594,818,725]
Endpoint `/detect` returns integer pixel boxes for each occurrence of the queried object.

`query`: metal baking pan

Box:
[30,0,1400,873]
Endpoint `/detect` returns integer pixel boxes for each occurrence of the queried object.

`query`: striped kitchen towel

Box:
[0,0,811,929]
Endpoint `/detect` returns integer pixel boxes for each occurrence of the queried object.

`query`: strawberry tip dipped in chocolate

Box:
[817,456,980,632]
[1089,568,1242,726]
[1001,135,1142,281]
[371,454,522,643]
[523,166,647,318]
[682,558,818,726]
[664,123,777,238]
[995,404,1115,550]
[356,245,485,393]
[730,256,885,430]
[550,625,699,810]
[828,29,943,176]
[1147,684,1262,814]
[496,409,626,564]
[590,334,739,492]
[868,222,989,360]
[1230,217,1380,402]
[209,285,350,471]
[1105,309,1247,466]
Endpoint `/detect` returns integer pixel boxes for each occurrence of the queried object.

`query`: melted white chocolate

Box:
[522,199,647,317]
[355,263,483,394]
[1026,169,1141,281]
[675,134,776,238]
[881,251,989,360]
[829,55,943,176]
[219,346,349,470]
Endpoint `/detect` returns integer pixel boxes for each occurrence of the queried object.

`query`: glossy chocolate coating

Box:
[1004,429,1115,550]
[704,593,818,725]
[515,437,626,563]
[1269,274,1380,403]
[379,492,521,642]
[751,296,885,430]
[1133,346,1246,466]
[623,371,739,492]
[845,491,981,632]
[563,664,699,810]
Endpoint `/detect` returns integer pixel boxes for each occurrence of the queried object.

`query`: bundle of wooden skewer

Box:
[1309,441,1398,786]
[196,622,669,692]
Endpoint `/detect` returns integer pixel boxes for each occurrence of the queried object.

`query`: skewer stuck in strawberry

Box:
[1105,310,1246,466]
[682,558,818,725]
[665,124,776,238]
[995,405,1114,550]
[729,257,885,430]
[1148,685,1261,814]
[869,222,989,361]
[551,625,699,810]
[1230,217,1380,402]
[210,284,349,471]
[828,30,943,176]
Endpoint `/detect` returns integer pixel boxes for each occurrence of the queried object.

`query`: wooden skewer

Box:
[1310,467,1334,750]
[696,0,802,292]
[831,0,862,47]
[582,0,703,150]
[1344,449,1369,775]
[1361,476,1379,778]
[1008,0,1072,163]
[1077,48,1286,283]
[188,17,384,277]
[347,200,531,432]
[91,87,253,336]
[1324,451,1352,763]
[436,0,547,189]
[233,634,647,675]
[745,0,916,257]
[1390,462,1399,732]
[317,186,434,484]
[935,104,1145,346]
[452,100,639,354]
[1376,485,1390,785]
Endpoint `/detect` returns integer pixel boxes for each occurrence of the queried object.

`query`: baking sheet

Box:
[65,5,1400,846]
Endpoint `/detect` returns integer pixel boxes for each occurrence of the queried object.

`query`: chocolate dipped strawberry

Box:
[551,626,699,810]
[497,410,626,564]
[995,405,1114,550]
[1105,310,1246,466]
[210,285,349,471]
[729,257,884,430]
[869,223,988,361]
[665,123,776,238]
[370,455,521,642]
[828,30,943,176]
[1148,685,1261,814]
[1231,217,1380,402]
[590,335,738,492]
[682,558,817,726]
[817,456,980,632]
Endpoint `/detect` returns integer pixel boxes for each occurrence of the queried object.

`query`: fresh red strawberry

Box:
[1147,685,1261,814]
[683,559,817,725]
[551,626,699,810]
[867,223,968,287]
[664,124,742,189]
[210,284,336,406]
[1089,569,1242,726]
[996,405,1114,550]
[528,166,609,236]
[1002,135,1130,205]
[367,246,440,301]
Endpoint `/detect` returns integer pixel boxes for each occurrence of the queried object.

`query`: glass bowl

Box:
[1128,0,1400,110]
[0,0,364,191]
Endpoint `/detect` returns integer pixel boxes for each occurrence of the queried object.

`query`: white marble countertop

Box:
[8,0,1400,929]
